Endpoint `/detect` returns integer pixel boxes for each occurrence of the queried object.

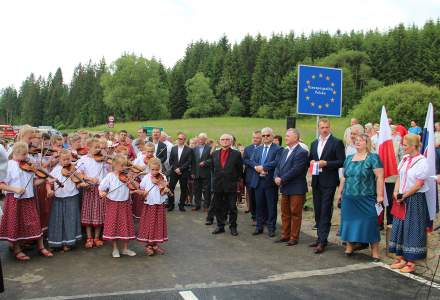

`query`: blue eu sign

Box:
[297,65,343,117]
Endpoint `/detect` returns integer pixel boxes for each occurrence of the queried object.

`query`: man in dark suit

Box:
[211,134,243,236]
[193,133,212,211]
[243,130,262,224]
[168,132,194,212]
[151,127,168,166]
[309,118,345,253]
[274,128,308,246]
[248,128,282,237]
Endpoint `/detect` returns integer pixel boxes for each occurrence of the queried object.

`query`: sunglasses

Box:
[262,134,271,137]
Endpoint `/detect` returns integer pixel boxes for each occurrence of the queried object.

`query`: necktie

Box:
[261,146,269,164]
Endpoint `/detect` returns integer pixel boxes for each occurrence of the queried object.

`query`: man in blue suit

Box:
[249,127,282,237]
[243,130,262,224]
[274,128,308,246]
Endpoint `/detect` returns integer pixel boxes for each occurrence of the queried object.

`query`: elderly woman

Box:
[337,134,384,260]
[389,134,430,273]
[345,124,364,156]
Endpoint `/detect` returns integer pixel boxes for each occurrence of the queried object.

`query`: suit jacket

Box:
[194,144,212,178]
[309,135,345,188]
[169,145,194,177]
[274,145,308,195]
[212,148,243,193]
[248,143,282,189]
[243,144,259,186]
[154,141,168,165]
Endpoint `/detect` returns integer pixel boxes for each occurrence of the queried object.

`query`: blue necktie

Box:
[261,146,269,164]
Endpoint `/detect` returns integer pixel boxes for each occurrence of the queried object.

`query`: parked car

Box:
[0,125,17,139]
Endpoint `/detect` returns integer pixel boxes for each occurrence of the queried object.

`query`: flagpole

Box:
[316,116,320,139]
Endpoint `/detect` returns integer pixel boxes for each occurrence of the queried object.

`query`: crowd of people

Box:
[0,117,437,276]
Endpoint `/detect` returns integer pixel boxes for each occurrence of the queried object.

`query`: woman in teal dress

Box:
[337,134,384,260]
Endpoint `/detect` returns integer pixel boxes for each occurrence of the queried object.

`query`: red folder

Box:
[391,197,406,220]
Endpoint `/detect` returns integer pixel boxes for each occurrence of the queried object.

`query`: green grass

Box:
[76,116,349,146]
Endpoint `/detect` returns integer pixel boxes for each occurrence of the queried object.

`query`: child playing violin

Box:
[98,154,136,258]
[46,150,86,252]
[77,138,108,249]
[131,143,155,218]
[138,158,169,256]
[0,142,53,260]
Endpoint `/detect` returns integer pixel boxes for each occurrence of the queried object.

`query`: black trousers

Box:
[213,192,237,229]
[385,182,395,225]
[246,185,256,221]
[168,173,188,208]
[194,177,211,209]
[312,184,337,244]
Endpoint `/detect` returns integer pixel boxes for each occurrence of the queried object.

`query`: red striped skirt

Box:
[103,199,135,240]
[0,194,43,242]
[131,193,144,219]
[137,204,168,243]
[35,183,52,232]
[81,185,105,227]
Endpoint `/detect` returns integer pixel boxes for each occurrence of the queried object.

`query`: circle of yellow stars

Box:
[304,73,336,110]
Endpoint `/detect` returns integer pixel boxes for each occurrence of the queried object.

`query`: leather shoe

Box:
[309,241,319,247]
[230,228,238,236]
[205,220,213,225]
[286,240,298,246]
[274,238,289,243]
[212,227,225,234]
[314,244,326,254]
[252,230,263,236]
[268,231,276,238]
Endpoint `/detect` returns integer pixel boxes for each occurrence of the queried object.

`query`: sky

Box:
[0,0,439,89]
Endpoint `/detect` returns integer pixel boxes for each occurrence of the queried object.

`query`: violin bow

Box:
[107,171,146,195]
[54,162,84,192]
[18,172,35,199]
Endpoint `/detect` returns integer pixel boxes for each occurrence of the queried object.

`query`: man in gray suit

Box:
[193,133,212,211]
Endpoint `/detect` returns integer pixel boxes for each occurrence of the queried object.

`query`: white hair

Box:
[220,133,233,141]
[261,127,274,136]
[198,133,208,139]
[286,128,300,139]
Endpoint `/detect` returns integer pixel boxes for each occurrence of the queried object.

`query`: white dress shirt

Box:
[177,145,184,161]
[285,144,299,161]
[317,134,331,159]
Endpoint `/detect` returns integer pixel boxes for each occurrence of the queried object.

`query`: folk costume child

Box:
[0,142,53,260]
[138,158,169,256]
[99,154,136,258]
[77,138,108,248]
[131,142,154,218]
[46,150,85,252]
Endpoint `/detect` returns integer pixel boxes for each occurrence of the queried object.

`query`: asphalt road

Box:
[1,203,439,300]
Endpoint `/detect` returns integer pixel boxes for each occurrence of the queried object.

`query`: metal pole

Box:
[316,116,320,139]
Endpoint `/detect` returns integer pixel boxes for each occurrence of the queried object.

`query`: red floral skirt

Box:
[103,199,135,240]
[137,204,168,243]
[81,185,105,226]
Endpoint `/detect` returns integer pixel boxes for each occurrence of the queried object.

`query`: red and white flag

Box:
[378,106,398,206]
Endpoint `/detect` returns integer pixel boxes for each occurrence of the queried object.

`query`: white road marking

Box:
[179,290,199,300]
[24,262,439,300]
[375,261,440,290]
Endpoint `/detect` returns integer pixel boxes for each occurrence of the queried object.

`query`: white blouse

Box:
[50,165,79,198]
[77,155,107,184]
[3,160,35,199]
[98,172,129,201]
[398,154,429,193]
[139,174,167,205]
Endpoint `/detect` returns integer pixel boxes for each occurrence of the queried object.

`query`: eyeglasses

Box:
[177,138,185,140]
[262,134,271,137]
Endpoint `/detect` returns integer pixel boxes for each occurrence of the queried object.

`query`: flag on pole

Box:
[420,103,437,221]
[378,106,398,206]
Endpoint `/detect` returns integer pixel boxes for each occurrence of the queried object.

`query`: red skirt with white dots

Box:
[0,194,43,242]
[102,199,135,240]
[137,204,168,243]
[81,185,105,227]
[131,193,144,219]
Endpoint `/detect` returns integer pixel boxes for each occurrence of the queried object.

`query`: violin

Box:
[125,161,144,174]
[93,150,114,163]
[28,145,57,156]
[61,163,92,187]
[118,170,141,191]
[152,172,173,196]
[19,160,64,188]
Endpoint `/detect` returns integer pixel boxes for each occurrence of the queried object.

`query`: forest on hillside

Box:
[1,20,439,129]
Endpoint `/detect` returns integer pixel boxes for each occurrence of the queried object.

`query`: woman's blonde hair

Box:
[144,142,155,152]
[404,133,421,150]
[17,126,36,142]
[59,149,71,158]
[112,153,128,166]
[357,134,372,153]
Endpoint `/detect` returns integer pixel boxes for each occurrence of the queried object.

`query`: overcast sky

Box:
[1,0,438,89]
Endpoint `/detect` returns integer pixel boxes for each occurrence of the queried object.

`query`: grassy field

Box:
[77,116,349,146]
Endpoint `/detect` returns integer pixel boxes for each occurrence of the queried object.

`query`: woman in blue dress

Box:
[337,134,384,260]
